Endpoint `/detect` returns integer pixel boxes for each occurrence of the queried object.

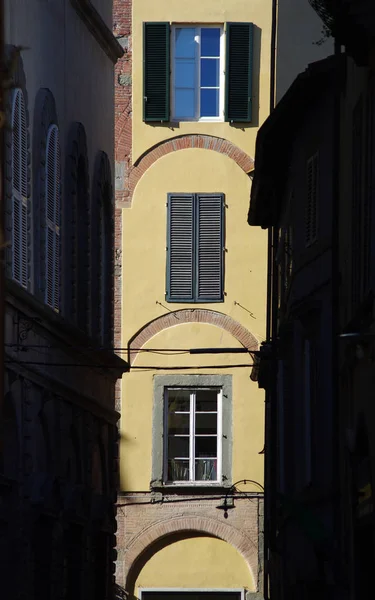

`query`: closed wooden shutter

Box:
[45,124,61,311]
[143,22,170,122]
[305,153,319,247]
[11,89,28,287]
[225,23,253,123]
[167,194,194,301]
[196,194,224,301]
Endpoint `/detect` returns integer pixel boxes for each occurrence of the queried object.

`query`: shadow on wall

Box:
[125,532,218,598]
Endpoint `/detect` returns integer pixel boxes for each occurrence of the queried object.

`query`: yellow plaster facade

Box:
[132,0,272,162]
[117,0,271,595]
[134,537,255,591]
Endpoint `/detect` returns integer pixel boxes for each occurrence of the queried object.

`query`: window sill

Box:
[151,481,233,492]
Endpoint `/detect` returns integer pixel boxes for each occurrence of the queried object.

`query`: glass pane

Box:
[175,28,196,58]
[168,459,189,481]
[175,58,196,88]
[168,413,190,435]
[195,413,217,434]
[195,436,217,458]
[168,389,190,412]
[201,28,220,57]
[201,58,219,87]
[175,88,196,118]
[195,389,218,412]
[200,88,219,117]
[195,459,217,481]
[168,436,189,459]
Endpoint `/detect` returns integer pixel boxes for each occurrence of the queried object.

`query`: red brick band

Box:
[124,515,257,588]
[129,309,259,365]
[116,135,254,207]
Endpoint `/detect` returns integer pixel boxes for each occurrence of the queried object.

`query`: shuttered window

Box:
[143,22,170,122]
[144,22,253,123]
[45,124,61,311]
[167,193,224,302]
[305,153,319,247]
[225,23,253,122]
[11,89,28,287]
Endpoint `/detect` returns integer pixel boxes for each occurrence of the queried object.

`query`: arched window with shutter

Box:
[45,124,61,311]
[11,88,28,287]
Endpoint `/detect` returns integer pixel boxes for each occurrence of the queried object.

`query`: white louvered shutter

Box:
[167,195,194,301]
[305,154,318,247]
[196,194,224,301]
[45,125,61,311]
[11,89,28,287]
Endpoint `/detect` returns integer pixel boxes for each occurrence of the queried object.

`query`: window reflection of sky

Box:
[174,27,221,119]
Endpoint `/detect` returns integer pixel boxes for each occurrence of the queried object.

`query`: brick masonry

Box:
[129,309,259,365]
[113,0,132,409]
[116,134,255,208]
[116,493,263,594]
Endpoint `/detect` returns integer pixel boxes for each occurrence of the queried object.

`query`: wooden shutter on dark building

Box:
[196,194,224,301]
[167,194,194,301]
[225,23,254,123]
[143,22,170,122]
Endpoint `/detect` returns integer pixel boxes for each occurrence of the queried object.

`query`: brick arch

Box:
[124,515,257,589]
[118,135,254,207]
[129,309,259,365]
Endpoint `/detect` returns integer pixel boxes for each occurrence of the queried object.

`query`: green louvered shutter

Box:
[167,194,194,301]
[196,194,224,301]
[143,23,170,122]
[225,23,253,123]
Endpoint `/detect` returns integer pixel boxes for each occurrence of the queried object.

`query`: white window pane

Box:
[201,28,221,56]
[168,459,189,481]
[195,459,217,481]
[195,436,217,458]
[200,88,219,117]
[195,413,217,435]
[201,58,219,87]
[168,436,189,459]
[168,389,190,412]
[195,390,217,412]
[175,28,196,58]
[175,58,196,88]
[168,413,190,435]
[175,88,196,118]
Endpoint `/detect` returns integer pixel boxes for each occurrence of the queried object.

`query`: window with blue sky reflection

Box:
[173,27,222,121]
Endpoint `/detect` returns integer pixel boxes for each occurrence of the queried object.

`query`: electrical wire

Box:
[5,359,254,370]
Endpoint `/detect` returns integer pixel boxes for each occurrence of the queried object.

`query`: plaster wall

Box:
[134,536,254,592]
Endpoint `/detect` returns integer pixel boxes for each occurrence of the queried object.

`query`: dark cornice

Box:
[70,0,124,63]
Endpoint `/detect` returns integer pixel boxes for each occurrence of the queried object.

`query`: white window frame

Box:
[164,387,223,484]
[171,24,225,122]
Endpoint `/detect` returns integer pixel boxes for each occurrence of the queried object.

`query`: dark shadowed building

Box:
[1,1,127,598]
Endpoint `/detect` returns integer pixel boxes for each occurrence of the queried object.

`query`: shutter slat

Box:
[225,23,253,123]
[144,23,170,122]
[45,125,61,311]
[196,195,223,300]
[11,88,28,287]
[167,195,194,300]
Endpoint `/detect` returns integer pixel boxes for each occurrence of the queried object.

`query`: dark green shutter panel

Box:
[143,23,170,122]
[167,194,194,301]
[196,194,224,301]
[225,23,253,123]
